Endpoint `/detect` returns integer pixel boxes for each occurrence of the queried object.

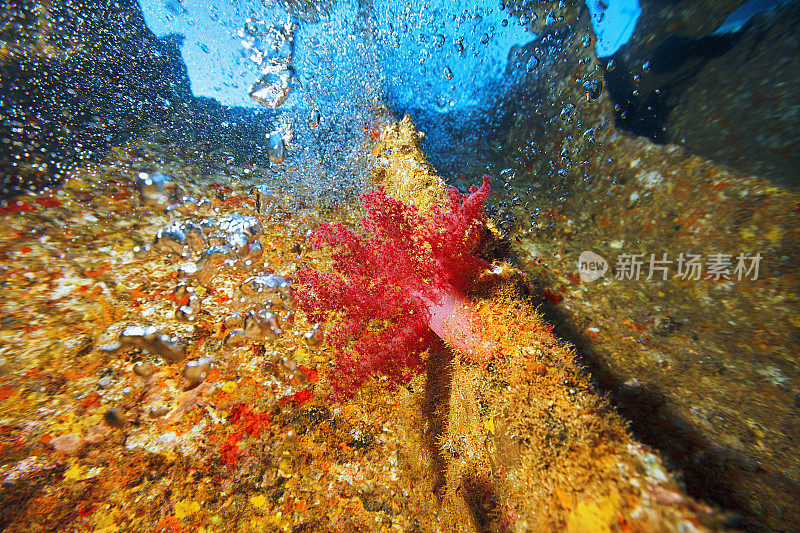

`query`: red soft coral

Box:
[296,175,500,399]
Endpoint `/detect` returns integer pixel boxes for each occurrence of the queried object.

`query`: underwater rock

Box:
[472,9,800,525]
[367,118,738,531]
[83,423,111,444]
[226,232,250,257]
[178,262,201,278]
[179,221,207,252]
[280,310,295,328]
[187,293,201,313]
[223,312,243,329]
[249,66,294,109]
[303,324,324,347]
[148,404,170,418]
[132,244,152,259]
[243,308,282,341]
[50,433,82,454]
[241,241,264,263]
[1,458,63,484]
[223,329,247,347]
[103,408,126,429]
[172,282,195,303]
[652,314,680,336]
[664,2,799,185]
[0,457,64,526]
[153,222,188,256]
[279,356,297,373]
[267,131,286,163]
[182,357,213,382]
[119,326,185,363]
[133,361,157,378]
[175,303,197,323]
[195,246,234,277]
[136,172,175,208]
[205,233,229,248]
[239,274,292,307]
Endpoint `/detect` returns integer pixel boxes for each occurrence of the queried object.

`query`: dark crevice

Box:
[421,342,454,496]
[602,31,743,142]
[461,475,507,533]
[528,291,778,531]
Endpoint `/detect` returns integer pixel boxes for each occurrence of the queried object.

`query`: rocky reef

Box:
[0,0,797,530]
[0,115,733,532]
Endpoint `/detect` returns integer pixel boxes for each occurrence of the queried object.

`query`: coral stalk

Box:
[411,284,497,364]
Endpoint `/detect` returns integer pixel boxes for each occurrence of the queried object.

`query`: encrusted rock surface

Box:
[474,2,799,528]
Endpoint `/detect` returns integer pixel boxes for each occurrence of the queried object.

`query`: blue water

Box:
[585,0,641,58]
[139,0,534,111]
[137,0,642,192]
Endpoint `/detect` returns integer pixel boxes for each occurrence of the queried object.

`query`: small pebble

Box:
[136,171,174,208]
[98,341,122,353]
[280,356,297,373]
[240,274,292,307]
[223,329,247,347]
[51,432,82,453]
[173,282,193,302]
[175,302,198,322]
[133,361,156,378]
[223,312,243,329]
[178,262,200,277]
[243,241,263,261]
[153,222,188,256]
[244,308,282,340]
[132,244,152,259]
[180,221,206,251]
[149,404,170,418]
[653,315,680,336]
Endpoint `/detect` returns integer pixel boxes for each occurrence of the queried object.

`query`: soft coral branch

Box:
[297,175,499,398]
